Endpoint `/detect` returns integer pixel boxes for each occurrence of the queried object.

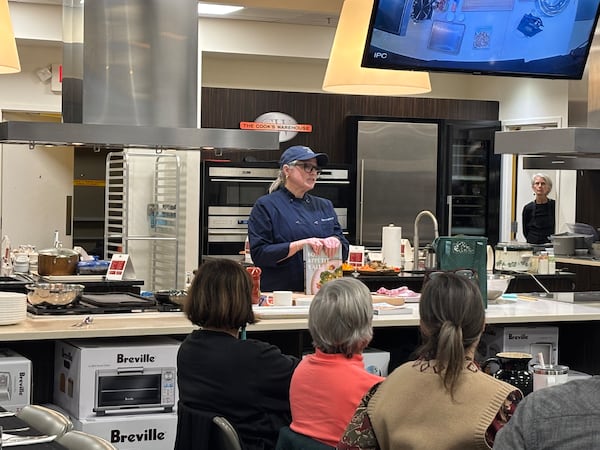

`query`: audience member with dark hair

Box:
[176,258,299,450]
[338,272,523,450]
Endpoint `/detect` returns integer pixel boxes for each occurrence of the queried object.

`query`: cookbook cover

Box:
[303,245,343,295]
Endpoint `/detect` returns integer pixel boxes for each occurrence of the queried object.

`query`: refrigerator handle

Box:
[447,195,452,236]
[358,160,365,245]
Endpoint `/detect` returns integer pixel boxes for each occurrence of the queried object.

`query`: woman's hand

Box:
[321,236,341,259]
[303,237,324,255]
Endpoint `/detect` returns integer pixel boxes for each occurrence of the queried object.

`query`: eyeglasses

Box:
[423,269,478,285]
[292,162,322,175]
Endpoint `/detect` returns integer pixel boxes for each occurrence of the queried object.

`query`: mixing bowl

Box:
[25,283,85,306]
[487,274,514,301]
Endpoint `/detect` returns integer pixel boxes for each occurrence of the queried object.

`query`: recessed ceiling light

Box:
[197,2,244,16]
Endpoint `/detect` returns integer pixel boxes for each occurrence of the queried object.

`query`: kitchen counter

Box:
[555,256,600,267]
[349,271,575,293]
[1,296,600,340]
[5,295,600,404]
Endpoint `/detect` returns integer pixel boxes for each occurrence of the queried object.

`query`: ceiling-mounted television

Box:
[362,0,600,79]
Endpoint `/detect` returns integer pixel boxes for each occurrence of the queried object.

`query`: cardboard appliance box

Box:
[363,348,390,377]
[0,348,31,412]
[72,411,178,450]
[478,325,559,369]
[54,337,180,419]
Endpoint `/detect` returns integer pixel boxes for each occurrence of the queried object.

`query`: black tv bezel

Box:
[361,0,600,80]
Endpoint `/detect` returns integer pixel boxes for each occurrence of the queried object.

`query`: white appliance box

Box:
[54,337,180,419]
[0,348,31,412]
[363,348,391,377]
[73,411,178,450]
[478,325,559,369]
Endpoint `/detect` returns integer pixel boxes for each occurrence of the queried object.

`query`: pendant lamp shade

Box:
[0,0,20,74]
[323,0,430,96]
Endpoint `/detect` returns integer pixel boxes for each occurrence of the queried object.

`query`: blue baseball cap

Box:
[279,145,328,168]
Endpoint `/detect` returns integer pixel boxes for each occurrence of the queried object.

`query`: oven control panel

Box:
[161,368,176,406]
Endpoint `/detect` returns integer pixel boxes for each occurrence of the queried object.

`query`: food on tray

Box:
[357,261,401,272]
[342,262,354,271]
[376,286,417,297]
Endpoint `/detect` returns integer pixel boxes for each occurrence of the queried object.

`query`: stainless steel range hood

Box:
[0,0,278,152]
[495,28,600,170]
[495,127,600,170]
[0,121,278,150]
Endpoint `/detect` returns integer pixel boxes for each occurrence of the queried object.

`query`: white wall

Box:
[2,3,575,275]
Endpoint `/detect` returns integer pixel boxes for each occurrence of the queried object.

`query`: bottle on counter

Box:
[548,250,556,275]
[538,251,549,275]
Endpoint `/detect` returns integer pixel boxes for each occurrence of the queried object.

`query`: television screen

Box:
[362,0,600,79]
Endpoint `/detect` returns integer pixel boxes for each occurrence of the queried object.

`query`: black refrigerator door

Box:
[438,120,501,246]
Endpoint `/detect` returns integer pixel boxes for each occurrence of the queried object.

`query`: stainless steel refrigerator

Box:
[348,117,501,249]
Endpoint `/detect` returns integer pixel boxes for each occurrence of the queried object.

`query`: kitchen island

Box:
[2,295,600,403]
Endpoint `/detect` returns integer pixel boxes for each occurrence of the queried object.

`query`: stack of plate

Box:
[0,292,27,325]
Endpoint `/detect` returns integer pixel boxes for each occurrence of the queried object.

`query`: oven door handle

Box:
[210,178,273,183]
[208,230,248,235]
[315,180,350,185]
[117,367,145,374]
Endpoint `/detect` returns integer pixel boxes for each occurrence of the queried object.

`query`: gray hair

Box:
[531,172,553,192]
[308,277,374,357]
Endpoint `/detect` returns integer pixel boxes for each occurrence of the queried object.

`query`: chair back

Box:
[16,404,73,438]
[175,402,244,450]
[213,416,243,450]
[57,430,117,450]
[275,426,334,450]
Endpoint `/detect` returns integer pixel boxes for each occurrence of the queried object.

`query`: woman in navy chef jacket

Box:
[248,145,349,292]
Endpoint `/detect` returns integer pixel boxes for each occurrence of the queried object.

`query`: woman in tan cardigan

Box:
[337,272,523,450]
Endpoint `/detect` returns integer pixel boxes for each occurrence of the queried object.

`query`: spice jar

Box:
[246,266,262,305]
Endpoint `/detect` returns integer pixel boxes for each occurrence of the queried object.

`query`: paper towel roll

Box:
[382,225,402,267]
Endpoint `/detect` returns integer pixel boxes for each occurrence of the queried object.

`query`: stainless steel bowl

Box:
[487,274,514,301]
[25,283,85,306]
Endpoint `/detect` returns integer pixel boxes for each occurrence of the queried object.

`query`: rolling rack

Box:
[104,151,181,291]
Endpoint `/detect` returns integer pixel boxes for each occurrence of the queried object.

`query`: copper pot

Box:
[37,248,79,276]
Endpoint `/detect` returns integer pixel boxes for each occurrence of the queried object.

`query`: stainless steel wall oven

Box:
[200,161,352,260]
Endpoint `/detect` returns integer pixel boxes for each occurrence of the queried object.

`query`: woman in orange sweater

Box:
[288,277,384,448]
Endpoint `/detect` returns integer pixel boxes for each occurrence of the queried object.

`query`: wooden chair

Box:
[56,430,117,450]
[16,404,73,438]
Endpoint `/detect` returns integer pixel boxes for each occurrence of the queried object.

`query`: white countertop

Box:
[1,297,600,341]
[555,256,600,267]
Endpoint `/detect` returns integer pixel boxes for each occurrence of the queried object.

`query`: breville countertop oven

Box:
[200,160,352,260]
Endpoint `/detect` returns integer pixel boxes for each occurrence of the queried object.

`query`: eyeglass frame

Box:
[422,268,479,286]
[289,161,322,175]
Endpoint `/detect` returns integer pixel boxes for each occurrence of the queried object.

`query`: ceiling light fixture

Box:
[0,0,20,74]
[197,2,244,16]
[322,0,431,96]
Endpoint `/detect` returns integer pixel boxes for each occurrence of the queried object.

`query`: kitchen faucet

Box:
[413,210,440,266]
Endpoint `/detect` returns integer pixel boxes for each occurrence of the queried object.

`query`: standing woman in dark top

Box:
[176,259,299,450]
[522,173,555,244]
[248,145,349,292]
